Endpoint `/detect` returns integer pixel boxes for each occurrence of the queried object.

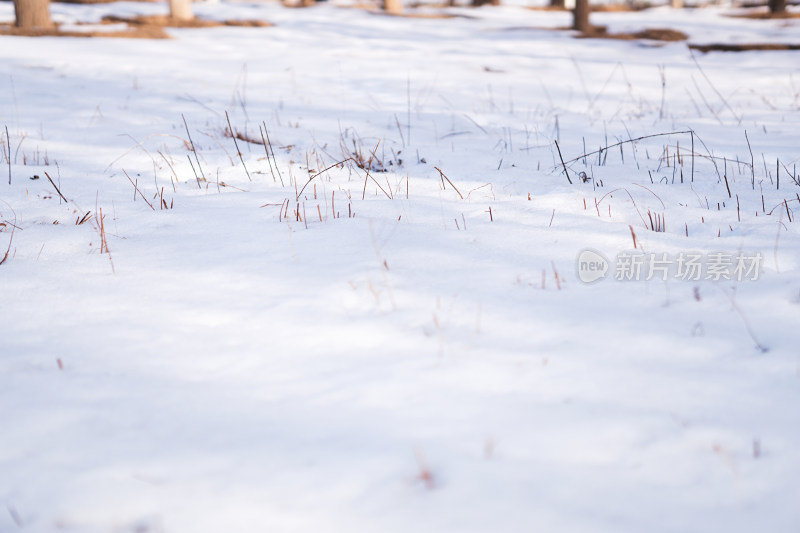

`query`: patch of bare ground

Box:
[728,9,800,19]
[496,24,686,41]
[576,26,688,41]
[102,14,272,28]
[525,3,652,11]
[342,7,470,18]
[591,2,654,11]
[524,5,570,11]
[689,42,800,51]
[0,21,170,38]
[54,0,159,3]
[0,14,271,38]
[333,2,473,18]
[407,1,454,6]
[332,2,379,9]
[370,11,467,18]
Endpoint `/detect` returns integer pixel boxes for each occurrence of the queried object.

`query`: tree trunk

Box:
[550,0,565,7]
[671,0,683,8]
[768,0,786,13]
[382,0,402,14]
[13,0,53,29]
[168,0,193,21]
[472,0,500,5]
[573,0,590,33]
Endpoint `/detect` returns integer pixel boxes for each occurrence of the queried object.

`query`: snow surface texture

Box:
[1,2,799,532]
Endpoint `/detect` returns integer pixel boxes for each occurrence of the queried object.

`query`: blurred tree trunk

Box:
[550,0,565,7]
[671,0,683,7]
[13,0,53,29]
[768,0,786,13]
[383,0,402,14]
[472,0,500,5]
[169,0,193,21]
[573,0,590,32]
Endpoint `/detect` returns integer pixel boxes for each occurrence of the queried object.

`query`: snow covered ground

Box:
[1,2,799,532]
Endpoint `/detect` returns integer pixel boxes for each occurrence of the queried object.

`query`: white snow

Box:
[1,2,799,532]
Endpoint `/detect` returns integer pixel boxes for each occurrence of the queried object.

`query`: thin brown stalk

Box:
[433,166,464,199]
[629,225,638,249]
[262,121,284,186]
[182,114,205,181]
[597,187,649,229]
[554,140,572,184]
[259,124,278,184]
[745,130,755,188]
[157,151,178,193]
[122,169,155,210]
[563,130,694,166]
[0,223,14,266]
[44,172,68,203]
[690,51,742,125]
[5,125,10,185]
[552,261,561,290]
[226,110,252,181]
[297,158,355,200]
[361,140,391,201]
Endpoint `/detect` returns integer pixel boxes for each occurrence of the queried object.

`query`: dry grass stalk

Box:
[76,211,92,225]
[646,210,665,232]
[552,261,562,290]
[0,224,14,266]
[98,208,109,254]
[225,110,252,182]
[182,114,205,186]
[433,166,463,199]
[260,122,284,186]
[5,125,9,185]
[44,172,68,203]
[123,169,155,210]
